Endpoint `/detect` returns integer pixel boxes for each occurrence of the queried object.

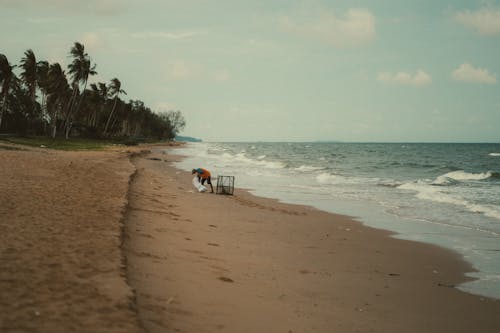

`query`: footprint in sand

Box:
[218,276,234,283]
[207,243,219,247]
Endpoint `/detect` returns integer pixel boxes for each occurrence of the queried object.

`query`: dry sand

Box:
[1,143,500,332]
[0,144,142,332]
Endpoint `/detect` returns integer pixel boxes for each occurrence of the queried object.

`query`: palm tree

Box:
[46,63,70,138]
[104,78,126,135]
[66,42,97,138]
[0,54,17,129]
[88,82,108,129]
[36,60,50,125]
[20,49,38,109]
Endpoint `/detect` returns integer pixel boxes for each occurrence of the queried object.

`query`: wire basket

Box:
[216,175,235,195]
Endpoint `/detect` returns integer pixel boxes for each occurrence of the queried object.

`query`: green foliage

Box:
[0,43,185,142]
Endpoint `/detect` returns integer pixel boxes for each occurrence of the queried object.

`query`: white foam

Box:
[316,172,339,184]
[466,203,500,220]
[489,153,500,157]
[433,170,492,184]
[223,152,286,169]
[398,182,500,221]
[398,182,466,206]
[295,165,325,172]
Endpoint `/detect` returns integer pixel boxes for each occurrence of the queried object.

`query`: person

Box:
[192,168,214,193]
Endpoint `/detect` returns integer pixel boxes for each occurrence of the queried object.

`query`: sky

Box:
[1,0,499,142]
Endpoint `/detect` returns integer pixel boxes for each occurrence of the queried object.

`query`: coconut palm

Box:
[37,60,50,124]
[66,42,97,138]
[104,77,126,135]
[20,49,38,109]
[0,54,17,129]
[88,82,109,129]
[46,63,70,138]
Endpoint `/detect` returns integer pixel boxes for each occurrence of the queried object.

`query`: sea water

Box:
[172,142,500,299]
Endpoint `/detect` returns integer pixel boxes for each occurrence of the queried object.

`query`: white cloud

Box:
[280,7,375,47]
[377,70,432,86]
[131,31,206,40]
[451,63,497,84]
[82,32,106,51]
[454,7,500,35]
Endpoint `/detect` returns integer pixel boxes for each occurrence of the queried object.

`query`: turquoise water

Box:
[172,142,500,299]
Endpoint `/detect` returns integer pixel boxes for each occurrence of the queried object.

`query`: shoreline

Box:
[172,142,500,301]
[1,143,499,332]
[125,146,500,332]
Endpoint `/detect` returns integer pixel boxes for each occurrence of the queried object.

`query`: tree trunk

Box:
[0,108,4,130]
[62,90,78,131]
[51,124,57,138]
[65,122,72,139]
[104,96,118,135]
[0,93,9,130]
[64,81,88,139]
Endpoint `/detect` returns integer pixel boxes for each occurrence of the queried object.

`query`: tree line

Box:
[0,42,185,141]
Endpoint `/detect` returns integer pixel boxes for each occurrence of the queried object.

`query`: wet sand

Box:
[1,143,500,332]
[125,147,500,333]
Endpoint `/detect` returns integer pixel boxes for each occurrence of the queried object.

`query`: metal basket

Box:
[216,175,235,195]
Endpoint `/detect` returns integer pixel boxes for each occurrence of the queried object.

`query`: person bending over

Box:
[192,168,214,193]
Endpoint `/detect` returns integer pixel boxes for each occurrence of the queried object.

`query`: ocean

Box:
[172,142,500,299]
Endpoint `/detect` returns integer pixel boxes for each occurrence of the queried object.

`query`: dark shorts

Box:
[200,176,212,185]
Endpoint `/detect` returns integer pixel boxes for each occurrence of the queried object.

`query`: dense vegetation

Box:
[0,42,185,141]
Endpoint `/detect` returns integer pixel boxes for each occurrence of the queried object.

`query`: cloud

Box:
[82,32,106,51]
[451,63,497,84]
[453,7,500,35]
[131,31,206,40]
[377,70,432,86]
[280,7,376,47]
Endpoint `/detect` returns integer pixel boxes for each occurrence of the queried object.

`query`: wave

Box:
[398,182,465,205]
[433,170,493,185]
[398,182,500,221]
[220,152,286,169]
[316,172,339,184]
[294,165,325,172]
[489,153,500,156]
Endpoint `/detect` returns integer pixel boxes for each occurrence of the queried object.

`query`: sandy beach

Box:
[0,143,142,332]
[1,143,500,332]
